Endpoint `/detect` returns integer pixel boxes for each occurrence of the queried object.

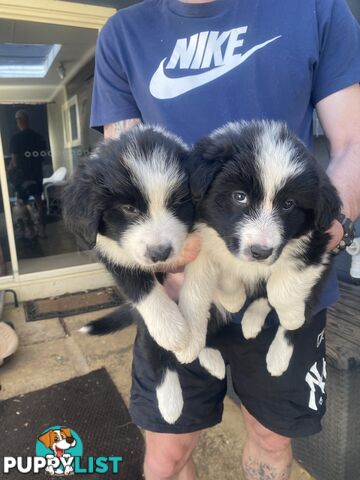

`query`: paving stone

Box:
[16,318,65,346]
[2,305,26,326]
[67,320,136,371]
[0,338,89,400]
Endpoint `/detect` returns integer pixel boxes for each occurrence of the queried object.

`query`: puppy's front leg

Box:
[176,251,218,364]
[267,264,325,331]
[242,298,271,339]
[111,265,189,352]
[213,273,246,313]
[266,326,294,376]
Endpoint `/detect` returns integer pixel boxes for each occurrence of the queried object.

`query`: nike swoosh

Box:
[150,36,281,100]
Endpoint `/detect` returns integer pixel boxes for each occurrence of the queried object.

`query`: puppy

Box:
[38,427,76,475]
[177,120,341,376]
[63,125,192,352]
[63,125,224,424]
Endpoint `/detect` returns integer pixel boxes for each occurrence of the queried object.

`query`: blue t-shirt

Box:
[91,0,360,317]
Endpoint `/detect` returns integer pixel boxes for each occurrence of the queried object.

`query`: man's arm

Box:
[8,154,17,170]
[316,83,360,250]
[104,118,141,140]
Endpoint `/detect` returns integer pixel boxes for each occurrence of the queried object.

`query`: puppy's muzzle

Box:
[146,244,173,263]
[250,244,273,260]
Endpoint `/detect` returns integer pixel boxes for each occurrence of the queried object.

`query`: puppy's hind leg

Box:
[266,326,294,377]
[156,369,184,424]
[242,298,271,339]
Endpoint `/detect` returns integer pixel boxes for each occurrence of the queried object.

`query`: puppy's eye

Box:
[122,205,138,215]
[232,191,248,205]
[282,199,296,211]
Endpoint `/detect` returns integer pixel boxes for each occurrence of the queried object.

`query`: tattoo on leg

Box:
[243,456,292,480]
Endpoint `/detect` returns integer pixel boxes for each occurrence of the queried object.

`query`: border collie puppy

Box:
[62,125,223,424]
[177,120,341,376]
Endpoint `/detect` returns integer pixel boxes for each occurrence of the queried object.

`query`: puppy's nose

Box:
[250,244,273,260]
[146,245,173,263]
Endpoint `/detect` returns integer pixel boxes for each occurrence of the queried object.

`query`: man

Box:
[9,110,47,237]
[90,1,360,478]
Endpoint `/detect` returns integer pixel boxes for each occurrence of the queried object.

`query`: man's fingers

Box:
[163,273,185,301]
[325,220,344,252]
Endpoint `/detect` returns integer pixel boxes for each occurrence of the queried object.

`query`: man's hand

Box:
[326,220,344,252]
[161,232,202,300]
[167,232,202,273]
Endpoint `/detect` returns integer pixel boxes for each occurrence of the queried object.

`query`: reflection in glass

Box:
[0,182,12,276]
[0,19,102,274]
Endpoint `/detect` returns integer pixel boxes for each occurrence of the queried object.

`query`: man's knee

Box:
[242,407,291,455]
[144,431,200,479]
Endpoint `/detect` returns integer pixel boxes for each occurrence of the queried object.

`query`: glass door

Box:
[0,18,103,275]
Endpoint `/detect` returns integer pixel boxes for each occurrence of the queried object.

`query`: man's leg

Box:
[241,406,292,480]
[144,431,200,480]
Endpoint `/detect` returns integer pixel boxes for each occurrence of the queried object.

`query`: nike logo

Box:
[150,35,281,100]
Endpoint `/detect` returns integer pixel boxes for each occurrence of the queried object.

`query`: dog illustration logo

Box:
[36,426,83,476]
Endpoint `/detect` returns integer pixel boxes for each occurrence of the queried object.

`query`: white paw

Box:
[214,290,246,313]
[198,348,226,379]
[242,314,262,339]
[241,298,270,339]
[266,327,294,377]
[278,311,305,331]
[175,342,202,364]
[156,369,184,424]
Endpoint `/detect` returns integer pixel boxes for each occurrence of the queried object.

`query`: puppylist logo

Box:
[2,426,122,476]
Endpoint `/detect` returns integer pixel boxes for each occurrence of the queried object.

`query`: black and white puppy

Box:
[62,125,223,424]
[177,120,341,376]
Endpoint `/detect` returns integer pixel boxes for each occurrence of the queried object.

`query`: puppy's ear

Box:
[62,159,106,249]
[315,169,342,232]
[38,431,53,449]
[60,428,72,438]
[188,137,233,204]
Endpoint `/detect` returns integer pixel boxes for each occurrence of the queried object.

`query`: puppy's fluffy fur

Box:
[63,125,223,424]
[66,121,340,423]
[177,120,341,376]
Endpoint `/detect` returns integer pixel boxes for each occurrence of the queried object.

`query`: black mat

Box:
[24,287,124,321]
[0,369,144,479]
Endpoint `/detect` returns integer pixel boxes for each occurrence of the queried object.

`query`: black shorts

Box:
[129,310,327,438]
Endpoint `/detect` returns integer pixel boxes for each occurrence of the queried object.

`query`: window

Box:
[62,95,81,148]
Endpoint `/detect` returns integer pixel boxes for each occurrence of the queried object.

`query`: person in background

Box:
[8,110,47,238]
[90,1,360,479]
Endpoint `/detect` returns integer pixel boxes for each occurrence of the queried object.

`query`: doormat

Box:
[0,369,144,479]
[24,287,124,321]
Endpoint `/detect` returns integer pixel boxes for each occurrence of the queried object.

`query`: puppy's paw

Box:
[278,311,305,331]
[156,369,184,424]
[175,343,202,364]
[266,327,293,377]
[198,348,226,379]
[242,316,262,339]
[214,290,246,313]
[241,298,270,339]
